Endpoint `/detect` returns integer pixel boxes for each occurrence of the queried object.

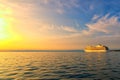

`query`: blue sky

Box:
[0,0,120,50]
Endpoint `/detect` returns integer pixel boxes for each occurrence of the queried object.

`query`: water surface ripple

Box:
[0,51,120,80]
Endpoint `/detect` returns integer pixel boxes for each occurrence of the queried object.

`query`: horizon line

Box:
[0,49,120,52]
[0,50,83,52]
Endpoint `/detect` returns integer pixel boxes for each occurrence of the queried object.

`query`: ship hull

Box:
[84,50,107,52]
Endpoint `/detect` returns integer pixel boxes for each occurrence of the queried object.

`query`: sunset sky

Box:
[0,0,120,50]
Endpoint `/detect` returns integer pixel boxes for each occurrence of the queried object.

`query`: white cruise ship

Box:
[84,44,109,52]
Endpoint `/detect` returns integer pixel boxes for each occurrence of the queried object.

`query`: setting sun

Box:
[0,18,6,27]
[0,18,8,39]
[0,4,22,42]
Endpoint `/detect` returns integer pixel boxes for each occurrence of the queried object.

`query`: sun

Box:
[0,17,22,42]
[0,18,8,40]
[0,3,14,40]
[0,18,6,27]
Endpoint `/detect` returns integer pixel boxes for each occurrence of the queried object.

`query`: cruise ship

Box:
[84,44,109,52]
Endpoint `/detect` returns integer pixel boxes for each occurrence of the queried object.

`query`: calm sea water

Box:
[0,51,120,80]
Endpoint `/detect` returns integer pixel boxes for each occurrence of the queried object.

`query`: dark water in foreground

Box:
[0,51,120,80]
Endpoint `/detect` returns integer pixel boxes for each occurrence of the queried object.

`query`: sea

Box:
[0,50,120,80]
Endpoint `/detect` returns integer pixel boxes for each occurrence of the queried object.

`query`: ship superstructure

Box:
[84,44,109,52]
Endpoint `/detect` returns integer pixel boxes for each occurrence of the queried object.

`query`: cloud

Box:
[86,14,120,36]
[41,0,50,4]
[92,15,100,21]
[56,9,64,14]
[0,0,80,38]
[39,24,78,33]
[58,14,120,48]
[39,0,79,14]
[37,14,120,41]
[60,26,78,32]
[40,0,79,7]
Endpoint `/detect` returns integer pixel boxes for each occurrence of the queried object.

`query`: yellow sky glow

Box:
[0,5,23,50]
[0,4,85,50]
[0,1,119,50]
